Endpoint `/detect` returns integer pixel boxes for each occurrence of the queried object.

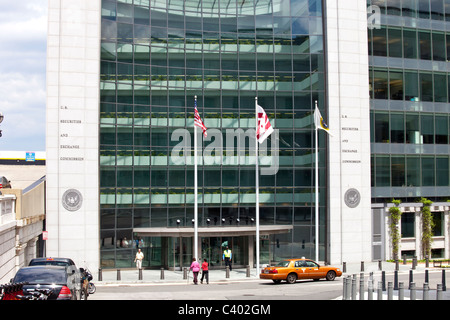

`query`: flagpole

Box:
[255,97,260,276]
[314,100,319,263]
[194,95,198,261]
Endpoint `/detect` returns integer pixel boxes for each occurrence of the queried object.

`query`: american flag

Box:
[256,104,273,144]
[194,101,207,138]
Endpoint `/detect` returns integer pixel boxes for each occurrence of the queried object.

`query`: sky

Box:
[0,0,47,152]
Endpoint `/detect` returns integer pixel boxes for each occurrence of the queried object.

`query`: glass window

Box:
[431,0,445,20]
[403,29,418,59]
[386,0,402,15]
[374,70,388,99]
[407,157,420,186]
[391,156,405,186]
[432,32,446,61]
[389,71,403,100]
[375,112,389,142]
[434,73,447,102]
[390,113,405,143]
[422,156,435,186]
[419,72,433,102]
[446,0,450,20]
[405,71,419,101]
[433,212,444,236]
[436,157,449,186]
[419,31,432,60]
[435,115,449,144]
[418,0,431,18]
[375,156,391,187]
[421,114,434,143]
[401,213,415,238]
[372,27,387,56]
[388,28,402,58]
[402,0,417,17]
[406,114,421,144]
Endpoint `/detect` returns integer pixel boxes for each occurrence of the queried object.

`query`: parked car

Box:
[11,266,82,300]
[28,257,86,299]
[260,258,342,284]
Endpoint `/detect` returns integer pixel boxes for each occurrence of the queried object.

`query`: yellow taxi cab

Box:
[260,258,342,284]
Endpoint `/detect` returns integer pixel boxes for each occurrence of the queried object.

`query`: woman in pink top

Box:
[189,258,200,284]
[200,259,209,284]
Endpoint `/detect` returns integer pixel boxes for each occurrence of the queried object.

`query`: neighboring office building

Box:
[368,0,450,261]
[0,151,46,282]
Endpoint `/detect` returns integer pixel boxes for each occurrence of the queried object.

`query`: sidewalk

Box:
[94,261,432,285]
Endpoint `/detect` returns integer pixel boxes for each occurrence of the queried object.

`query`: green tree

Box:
[389,199,402,260]
[420,198,434,259]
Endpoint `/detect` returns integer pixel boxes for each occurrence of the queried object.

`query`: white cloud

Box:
[0,0,47,151]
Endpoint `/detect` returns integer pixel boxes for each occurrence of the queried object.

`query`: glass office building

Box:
[98,0,326,269]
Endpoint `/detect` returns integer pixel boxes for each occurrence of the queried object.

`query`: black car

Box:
[11,266,81,300]
[28,257,86,299]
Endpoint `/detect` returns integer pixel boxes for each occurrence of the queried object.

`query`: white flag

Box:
[314,106,331,134]
[256,105,274,144]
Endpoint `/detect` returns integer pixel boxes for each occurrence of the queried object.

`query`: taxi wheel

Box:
[286,273,297,284]
[326,271,336,281]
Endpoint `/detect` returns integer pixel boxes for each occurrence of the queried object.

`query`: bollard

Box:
[226,266,230,278]
[387,282,393,300]
[343,262,346,273]
[246,265,250,277]
[117,269,121,281]
[409,269,413,289]
[361,261,364,272]
[346,276,352,300]
[368,279,373,300]
[442,270,446,291]
[394,270,398,290]
[382,271,386,291]
[359,276,364,300]
[410,282,416,300]
[425,269,429,284]
[403,254,407,265]
[351,276,357,300]
[378,260,382,271]
[423,283,429,300]
[437,284,443,300]
[369,272,374,292]
[138,268,143,280]
[412,256,417,270]
[160,268,164,280]
[377,281,383,300]
[398,282,404,300]
[98,268,102,281]
[183,267,187,279]
[342,277,347,300]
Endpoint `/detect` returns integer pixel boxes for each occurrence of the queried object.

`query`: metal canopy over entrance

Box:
[133,225,293,238]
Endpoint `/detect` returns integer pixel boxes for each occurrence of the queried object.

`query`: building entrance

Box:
[201,236,249,269]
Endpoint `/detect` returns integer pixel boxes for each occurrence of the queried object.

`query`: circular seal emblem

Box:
[62,189,83,212]
[344,188,361,208]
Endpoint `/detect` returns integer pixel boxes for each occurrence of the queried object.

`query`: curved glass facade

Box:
[99,0,326,268]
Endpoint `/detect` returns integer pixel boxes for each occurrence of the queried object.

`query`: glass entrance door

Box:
[200,236,249,269]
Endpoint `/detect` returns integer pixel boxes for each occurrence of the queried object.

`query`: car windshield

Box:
[13,268,67,284]
[275,261,291,267]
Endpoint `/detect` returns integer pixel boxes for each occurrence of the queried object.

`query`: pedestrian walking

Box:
[134,248,144,269]
[223,246,232,271]
[190,258,200,285]
[200,259,209,284]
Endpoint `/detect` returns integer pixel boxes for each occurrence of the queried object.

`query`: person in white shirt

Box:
[134,248,144,269]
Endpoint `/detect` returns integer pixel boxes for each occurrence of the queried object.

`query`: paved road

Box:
[89,268,449,300]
